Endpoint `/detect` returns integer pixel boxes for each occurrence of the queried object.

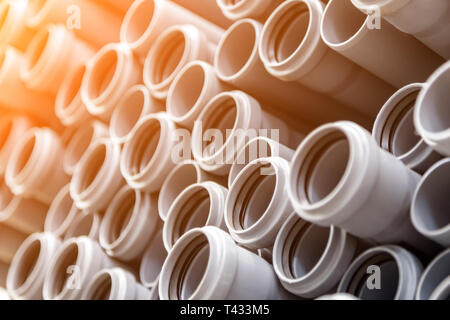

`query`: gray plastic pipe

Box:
[0,223,27,265]
[258,0,395,118]
[411,158,450,247]
[143,25,217,100]
[99,185,160,262]
[320,0,445,88]
[416,248,450,300]
[83,268,150,300]
[159,226,292,299]
[273,213,362,299]
[287,121,437,253]
[216,0,284,21]
[351,0,450,59]
[338,245,422,300]
[139,229,167,289]
[0,0,33,51]
[6,232,61,300]
[414,60,450,157]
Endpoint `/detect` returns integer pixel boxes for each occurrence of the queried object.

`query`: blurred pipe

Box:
[216,0,284,21]
[338,245,422,300]
[0,286,8,299]
[259,0,395,118]
[373,83,442,174]
[5,128,68,205]
[429,276,450,300]
[101,0,135,14]
[6,233,61,300]
[99,185,160,262]
[139,229,167,289]
[316,293,359,300]
[109,85,164,145]
[70,138,124,212]
[0,0,34,51]
[416,248,450,300]
[0,223,26,265]
[321,0,445,88]
[225,157,292,249]
[163,182,227,251]
[120,0,224,58]
[411,158,450,247]
[351,0,450,59]
[81,43,141,121]
[414,60,450,157]
[159,226,292,299]
[0,262,8,288]
[172,0,232,28]
[143,25,216,100]
[60,125,78,147]
[64,211,101,241]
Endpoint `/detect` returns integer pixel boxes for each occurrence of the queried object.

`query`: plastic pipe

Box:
[43,236,123,300]
[139,229,167,289]
[0,178,47,235]
[163,182,228,251]
[109,85,164,145]
[272,213,361,298]
[320,0,445,88]
[120,113,178,193]
[171,0,232,28]
[214,18,371,128]
[159,226,291,299]
[351,0,450,59]
[225,157,292,249]
[63,121,109,175]
[25,0,122,48]
[143,25,217,100]
[70,138,124,212]
[338,245,422,300]
[216,0,284,21]
[0,223,26,264]
[0,0,34,51]
[414,61,450,157]
[0,262,8,288]
[167,61,231,129]
[81,43,141,121]
[411,158,450,247]
[83,267,150,300]
[5,128,68,205]
[0,287,8,300]
[120,0,224,58]
[228,136,294,188]
[60,125,78,147]
[416,248,450,300]
[288,121,437,253]
[191,90,290,175]
[6,233,61,300]
[373,83,442,174]
[258,0,395,118]
[21,24,94,94]
[99,185,160,262]
[102,0,135,14]
[148,281,160,300]
[64,211,101,241]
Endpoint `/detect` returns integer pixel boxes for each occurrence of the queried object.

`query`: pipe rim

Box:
[45,184,79,236]
[416,248,450,300]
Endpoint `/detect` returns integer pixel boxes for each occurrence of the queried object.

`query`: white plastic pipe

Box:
[414,60,450,157]
[373,83,442,174]
[163,182,228,251]
[70,138,124,212]
[411,158,450,247]
[273,213,361,298]
[0,0,34,51]
[225,157,292,249]
[416,248,450,300]
[338,245,422,300]
[120,0,224,58]
[5,128,68,205]
[351,0,450,59]
[159,226,292,299]
[0,223,26,264]
[139,229,167,289]
[143,25,217,100]
[191,90,290,175]
[258,0,395,118]
[63,121,109,175]
[0,287,9,300]
[120,113,178,193]
[167,61,231,129]
[83,268,150,300]
[81,43,141,121]
[214,18,371,128]
[320,0,445,88]
[109,85,164,145]
[21,24,94,94]
[288,121,437,253]
[6,232,61,300]
[99,185,160,262]
[216,0,284,21]
[171,0,232,28]
[64,211,101,241]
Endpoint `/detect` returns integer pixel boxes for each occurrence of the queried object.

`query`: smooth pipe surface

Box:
[139,229,167,289]
[416,248,450,300]
[64,211,101,241]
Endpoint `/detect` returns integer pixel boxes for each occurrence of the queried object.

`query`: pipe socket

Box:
[216,0,284,21]
[416,248,450,300]
[64,211,101,242]
[0,223,27,265]
[139,229,167,289]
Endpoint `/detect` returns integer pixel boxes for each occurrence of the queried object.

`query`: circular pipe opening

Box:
[73,143,106,196]
[87,272,112,300]
[86,50,118,101]
[121,0,155,44]
[9,239,40,290]
[110,89,146,140]
[48,242,78,298]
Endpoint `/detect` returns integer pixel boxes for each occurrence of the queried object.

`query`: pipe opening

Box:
[122,0,155,44]
[88,273,112,300]
[0,118,12,152]
[27,28,49,71]
[231,139,272,181]
[60,65,86,111]
[12,134,36,179]
[75,143,106,195]
[50,243,78,298]
[140,232,167,286]
[65,125,95,171]
[88,50,118,100]
[108,190,135,244]
[11,239,40,290]
[417,252,450,300]
[111,90,146,139]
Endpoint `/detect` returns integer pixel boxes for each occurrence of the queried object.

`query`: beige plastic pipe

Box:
[102,0,135,14]
[81,43,141,121]
[171,0,232,28]
[120,0,224,58]
[0,0,34,51]
[321,0,445,88]
[64,211,101,241]
[214,18,371,128]
[351,0,450,59]
[258,0,395,118]
[143,25,217,100]
[139,229,167,289]
[0,223,26,265]
[216,0,284,21]
[0,263,8,290]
